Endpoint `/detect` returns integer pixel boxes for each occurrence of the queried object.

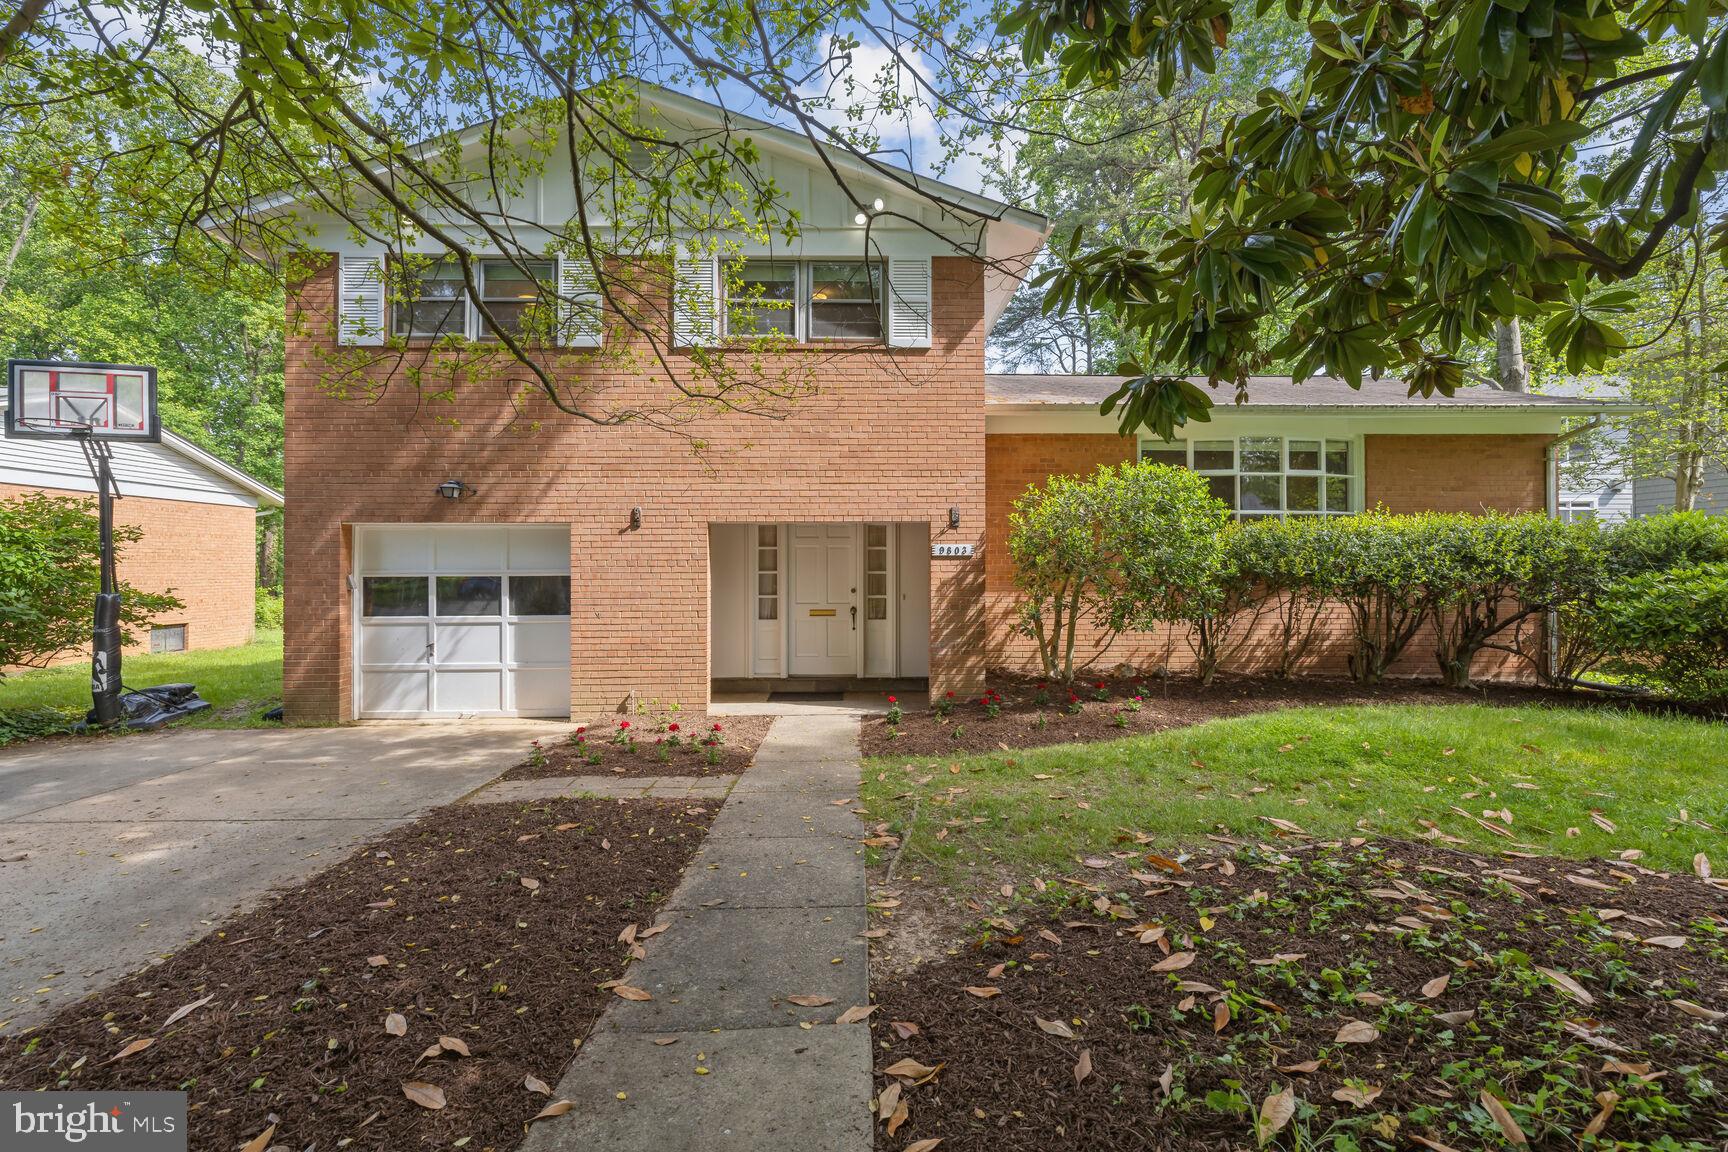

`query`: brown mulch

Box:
[862,674,1633,757]
[0,797,715,1152]
[865,839,1728,1150]
[501,713,773,779]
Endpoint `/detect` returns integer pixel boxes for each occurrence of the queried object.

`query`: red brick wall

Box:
[982,432,1552,681]
[0,482,257,662]
[284,255,989,721]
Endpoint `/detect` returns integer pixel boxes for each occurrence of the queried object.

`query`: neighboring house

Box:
[253,88,1628,722]
[1633,463,1728,517]
[0,401,284,659]
[1530,377,1634,524]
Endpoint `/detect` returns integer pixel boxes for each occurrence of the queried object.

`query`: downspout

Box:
[1544,417,1604,684]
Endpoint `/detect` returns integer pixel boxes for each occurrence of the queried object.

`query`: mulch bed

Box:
[862,674,1634,757]
[0,797,715,1152]
[501,714,773,780]
[866,838,1728,1150]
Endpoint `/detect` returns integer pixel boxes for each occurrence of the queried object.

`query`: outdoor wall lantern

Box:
[435,479,476,500]
[948,506,961,529]
[630,506,643,531]
[853,197,886,226]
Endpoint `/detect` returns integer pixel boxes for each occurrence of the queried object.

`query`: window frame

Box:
[391,259,469,341]
[391,257,556,342]
[1137,434,1363,518]
[150,624,188,654]
[721,259,886,344]
[470,258,555,340]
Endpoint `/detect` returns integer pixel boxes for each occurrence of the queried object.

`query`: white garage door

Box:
[355,525,571,718]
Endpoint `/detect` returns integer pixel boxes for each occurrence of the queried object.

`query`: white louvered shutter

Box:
[338,254,386,346]
[556,254,604,348]
[886,256,932,349]
[672,257,719,347]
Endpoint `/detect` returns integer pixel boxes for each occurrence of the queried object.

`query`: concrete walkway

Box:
[0,721,562,1031]
[518,713,873,1152]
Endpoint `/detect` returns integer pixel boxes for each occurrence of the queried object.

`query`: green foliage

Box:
[0,493,181,675]
[1605,510,1728,574]
[1597,563,1728,704]
[1012,0,1728,437]
[1318,513,1448,685]
[255,588,285,630]
[1222,517,1340,677]
[1008,461,1231,680]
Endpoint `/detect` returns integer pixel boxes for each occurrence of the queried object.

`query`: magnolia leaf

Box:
[1583,1090,1619,1138]
[612,985,653,1001]
[1257,1086,1297,1146]
[1479,1089,1528,1145]
[887,1098,910,1136]
[1641,935,1687,949]
[785,994,834,1007]
[438,1035,471,1056]
[1276,1059,1321,1074]
[963,985,1001,998]
[890,1020,921,1039]
[383,1012,408,1036]
[526,1099,574,1127]
[367,955,390,967]
[1420,974,1450,999]
[1035,1017,1076,1039]
[1151,951,1196,972]
[520,877,541,890]
[106,1037,153,1063]
[1694,853,1712,879]
[835,1005,877,1025]
[1335,1020,1379,1044]
[877,1080,902,1123]
[906,1140,943,1152]
[1073,1047,1093,1086]
[402,1081,446,1110]
[1672,998,1725,1021]
[239,1124,276,1152]
[1332,1083,1383,1108]
[160,993,215,1031]
[525,1074,552,1095]
[1536,966,1594,1005]
[884,1058,937,1079]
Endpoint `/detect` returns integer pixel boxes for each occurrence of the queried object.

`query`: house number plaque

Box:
[931,543,975,558]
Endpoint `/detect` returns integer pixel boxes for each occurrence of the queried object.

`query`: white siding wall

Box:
[1634,462,1728,518]
[0,427,258,508]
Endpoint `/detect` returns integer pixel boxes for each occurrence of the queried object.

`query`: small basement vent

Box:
[150,624,187,654]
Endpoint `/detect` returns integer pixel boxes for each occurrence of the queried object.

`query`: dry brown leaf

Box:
[1672,998,1725,1021]
[402,1081,446,1110]
[239,1124,276,1152]
[1212,1001,1231,1033]
[383,1012,407,1037]
[160,994,214,1031]
[1434,1009,1476,1026]
[1536,966,1595,1005]
[1157,1063,1174,1098]
[1420,974,1450,999]
[1479,1089,1528,1145]
[525,1074,551,1095]
[877,1080,902,1123]
[612,985,653,1001]
[366,955,389,967]
[1640,935,1688,949]
[1694,853,1712,880]
[1035,1016,1076,1039]
[906,1140,943,1152]
[1073,1047,1093,1087]
[639,924,667,939]
[786,994,835,1007]
[1334,1020,1379,1044]
[963,985,1001,998]
[890,1020,920,1039]
[106,1037,153,1063]
[886,1097,910,1136]
[526,1099,574,1128]
[1583,1090,1619,1138]
[1151,951,1196,972]
[884,1058,937,1079]
[1257,1086,1296,1146]
[438,1035,470,1056]
[1409,1136,1466,1152]
[520,876,541,890]
[1331,1083,1383,1108]
[1276,1059,1321,1074]
[835,1005,877,1025]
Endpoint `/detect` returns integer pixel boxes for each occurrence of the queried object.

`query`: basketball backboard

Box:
[5,360,160,442]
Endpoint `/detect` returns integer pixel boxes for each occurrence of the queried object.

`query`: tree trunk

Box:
[257,516,280,586]
[1493,320,1527,393]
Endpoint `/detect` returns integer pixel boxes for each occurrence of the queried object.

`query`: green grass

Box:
[0,629,285,738]
[861,703,1728,880]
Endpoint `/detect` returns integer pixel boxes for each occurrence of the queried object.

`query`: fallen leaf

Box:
[1410,1136,1466,1152]
[366,955,389,967]
[160,994,215,1031]
[525,1074,551,1095]
[1035,1017,1076,1039]
[520,877,541,890]
[877,1080,902,1122]
[963,986,1001,998]
[1641,935,1688,949]
[383,1012,407,1037]
[1434,1009,1476,1026]
[1151,951,1196,972]
[906,1140,943,1152]
[106,1037,153,1063]
[887,1097,910,1135]
[1332,1083,1383,1108]
[1073,1047,1092,1087]
[786,994,834,1007]
[884,1058,937,1079]
[835,1005,877,1025]
[1335,1020,1379,1044]
[1420,974,1450,999]
[239,1124,276,1152]
[1536,966,1594,1006]
[1694,853,1712,880]
[1672,998,1725,1022]
[526,1100,574,1127]
[612,985,653,1001]
[1479,1089,1527,1145]
[1157,1063,1174,1097]
[402,1081,446,1110]
[1276,1059,1320,1074]
[438,1035,470,1056]
[1583,1090,1618,1138]
[1257,1086,1296,1146]
[890,1021,920,1039]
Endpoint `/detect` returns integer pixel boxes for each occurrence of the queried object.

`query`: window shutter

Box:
[673,257,719,347]
[338,253,386,346]
[886,256,932,349]
[556,254,604,348]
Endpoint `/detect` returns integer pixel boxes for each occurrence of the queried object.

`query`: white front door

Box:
[789,524,857,676]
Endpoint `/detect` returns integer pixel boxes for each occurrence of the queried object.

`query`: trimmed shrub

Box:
[1596,562,1728,705]
[1226,517,1341,678]
[1321,513,1447,685]
[256,587,285,630]
[1605,511,1728,576]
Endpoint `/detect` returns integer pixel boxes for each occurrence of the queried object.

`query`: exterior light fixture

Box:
[435,479,475,500]
[853,212,868,225]
[629,506,643,531]
[872,198,884,211]
[948,506,961,529]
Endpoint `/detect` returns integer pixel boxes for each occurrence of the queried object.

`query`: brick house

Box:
[266,90,1624,722]
[0,402,283,659]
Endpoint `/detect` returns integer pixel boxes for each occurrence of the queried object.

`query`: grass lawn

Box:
[0,629,284,740]
[861,702,1728,879]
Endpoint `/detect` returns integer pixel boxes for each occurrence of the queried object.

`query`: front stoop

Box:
[518,714,874,1152]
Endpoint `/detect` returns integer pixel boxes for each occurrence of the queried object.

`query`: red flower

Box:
[1036,683,1047,690]
[887,696,898,703]
[669,723,680,732]
[945,691,955,698]
[1096,681,1106,689]
[712,723,723,731]
[619,720,631,730]
[1068,694,1079,702]
[575,725,587,734]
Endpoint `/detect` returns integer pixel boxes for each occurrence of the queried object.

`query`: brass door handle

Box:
[850,605,857,630]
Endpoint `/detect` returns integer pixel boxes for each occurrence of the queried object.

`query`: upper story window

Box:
[1139,435,1358,518]
[724,259,883,342]
[392,258,553,340]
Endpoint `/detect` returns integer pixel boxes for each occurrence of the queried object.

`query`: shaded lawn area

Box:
[0,629,283,740]
[860,703,1728,879]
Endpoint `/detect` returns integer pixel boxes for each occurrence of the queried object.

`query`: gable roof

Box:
[985,374,1640,413]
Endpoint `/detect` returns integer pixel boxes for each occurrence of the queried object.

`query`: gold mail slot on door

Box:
[808,608,837,617]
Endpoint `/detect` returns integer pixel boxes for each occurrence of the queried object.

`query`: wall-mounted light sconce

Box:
[948,506,961,529]
[853,198,887,226]
[435,479,476,500]
[629,506,643,531]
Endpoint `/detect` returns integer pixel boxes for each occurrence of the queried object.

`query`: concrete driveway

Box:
[0,721,565,1033]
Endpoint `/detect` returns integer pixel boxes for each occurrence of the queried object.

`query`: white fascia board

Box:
[985,406,1596,437]
[159,430,284,506]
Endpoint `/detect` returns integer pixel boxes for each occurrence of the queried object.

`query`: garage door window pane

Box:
[364,577,428,617]
[436,576,502,616]
[510,575,571,616]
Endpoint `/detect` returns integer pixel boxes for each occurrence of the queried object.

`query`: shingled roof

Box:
[985,374,1634,412]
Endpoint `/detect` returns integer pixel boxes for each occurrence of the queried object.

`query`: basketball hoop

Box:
[5,360,160,443]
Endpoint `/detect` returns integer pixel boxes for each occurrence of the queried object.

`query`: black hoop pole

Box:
[77,435,123,727]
